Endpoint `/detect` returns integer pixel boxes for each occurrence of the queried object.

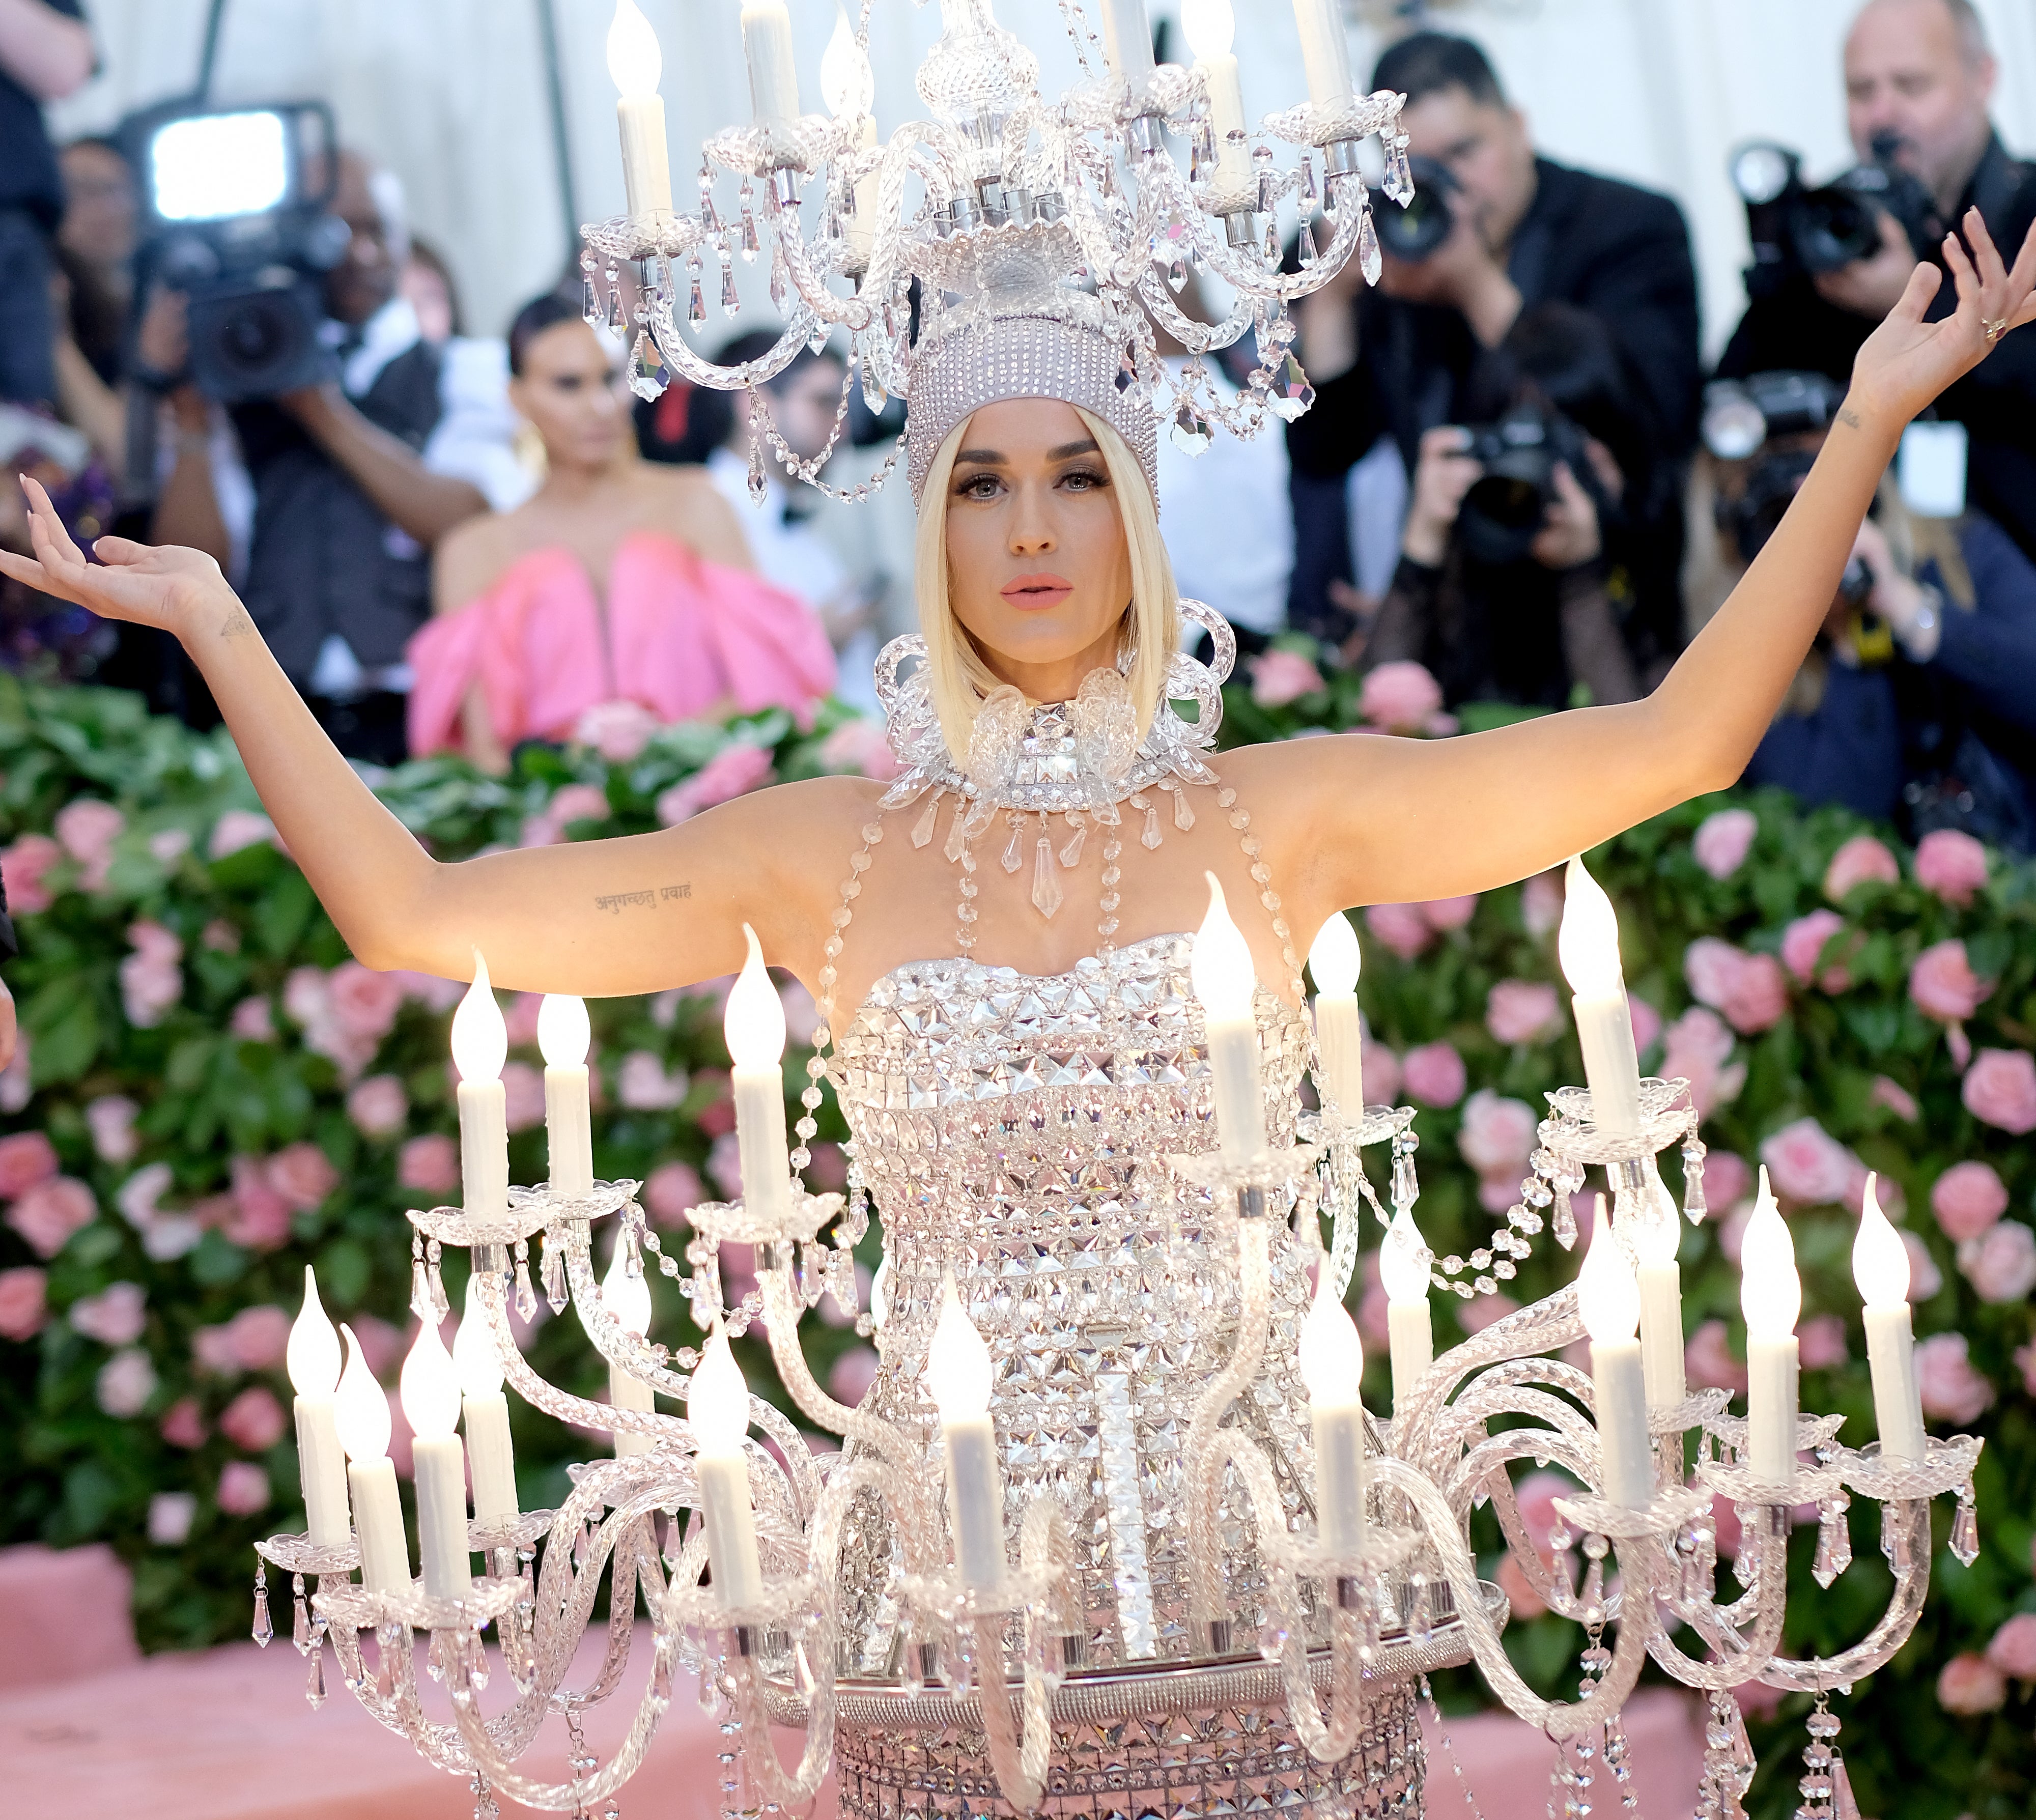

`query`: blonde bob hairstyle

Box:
[914,404,1179,766]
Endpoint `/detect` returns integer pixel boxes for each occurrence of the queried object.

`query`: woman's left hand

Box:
[1849,208,2036,426]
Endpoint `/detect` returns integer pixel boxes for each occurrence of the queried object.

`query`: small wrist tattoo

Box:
[218,606,258,639]
[1836,406,1864,431]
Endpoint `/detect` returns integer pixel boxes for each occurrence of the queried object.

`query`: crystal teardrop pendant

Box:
[513,1252,538,1323]
[720,259,740,315]
[305,1635,326,1708]
[1265,351,1316,423]
[541,1236,569,1315]
[1831,1754,1861,1820]
[1950,1494,1980,1566]
[1141,803,1163,849]
[1168,255,1189,293]
[605,284,627,333]
[293,1575,311,1652]
[942,799,971,864]
[1000,824,1025,874]
[688,273,708,331]
[747,429,769,506]
[1031,836,1063,919]
[1553,1185,1578,1249]
[1059,821,1087,866]
[910,790,942,848]
[1812,1493,1852,1586]
[251,1567,273,1647]
[1359,205,1382,285]
[739,187,760,260]
[1171,787,1195,831]
[1299,155,1318,214]
[1170,404,1212,455]
[1683,1138,1709,1221]
[410,1255,433,1323]
[1298,217,1318,267]
[582,276,601,328]
[629,332,668,401]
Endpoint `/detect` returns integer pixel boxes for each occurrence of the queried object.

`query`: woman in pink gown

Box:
[409,294,836,769]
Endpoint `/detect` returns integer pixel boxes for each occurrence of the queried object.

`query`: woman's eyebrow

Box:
[1048,438,1100,460]
[955,447,1005,465]
[953,439,1101,466]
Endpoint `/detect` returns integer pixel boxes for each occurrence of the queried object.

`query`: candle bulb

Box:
[539,993,595,1198]
[1379,1203,1433,1417]
[689,1322,764,1609]
[334,1324,411,1594]
[1290,0,1353,109]
[607,0,673,217]
[287,1266,352,1548]
[1307,911,1365,1121]
[1298,1277,1368,1556]
[742,0,802,132]
[601,1234,658,1459]
[453,1273,519,1524]
[726,925,792,1219]
[1628,1173,1687,1411]
[401,1317,471,1602]
[1579,1197,1653,1509]
[1559,856,1643,1145]
[1740,1168,1801,1490]
[929,1274,1006,1591]
[1097,0,1154,89]
[452,953,509,1219]
[1854,1173,1927,1463]
[1182,0,1253,202]
[821,8,880,266]
[1192,873,1267,1167]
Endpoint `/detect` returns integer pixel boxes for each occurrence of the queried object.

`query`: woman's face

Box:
[942,397,1137,694]
[510,320,632,471]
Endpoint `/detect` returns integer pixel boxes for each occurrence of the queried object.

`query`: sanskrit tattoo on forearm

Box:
[593,884,692,914]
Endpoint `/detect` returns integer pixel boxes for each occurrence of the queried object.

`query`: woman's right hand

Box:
[0,474,237,640]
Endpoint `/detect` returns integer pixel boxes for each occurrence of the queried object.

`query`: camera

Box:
[1452,405,1604,566]
[1372,155,1457,263]
[138,103,351,402]
[1729,133,1940,297]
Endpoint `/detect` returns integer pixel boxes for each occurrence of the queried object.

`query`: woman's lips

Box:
[1000,573,1074,610]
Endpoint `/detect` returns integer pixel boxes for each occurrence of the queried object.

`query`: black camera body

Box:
[137,102,349,403]
[1454,405,1604,566]
[1729,135,1940,297]
[1373,155,1457,263]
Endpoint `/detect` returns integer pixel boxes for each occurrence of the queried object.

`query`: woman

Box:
[4,207,2031,1798]
[410,294,837,770]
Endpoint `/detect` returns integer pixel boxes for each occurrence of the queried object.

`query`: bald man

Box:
[1717,0,2036,559]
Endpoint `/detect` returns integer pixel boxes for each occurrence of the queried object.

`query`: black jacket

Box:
[1717,134,2036,566]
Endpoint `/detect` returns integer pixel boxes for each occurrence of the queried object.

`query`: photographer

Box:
[1717,0,2036,562]
[1356,304,1670,712]
[0,0,93,408]
[150,150,512,764]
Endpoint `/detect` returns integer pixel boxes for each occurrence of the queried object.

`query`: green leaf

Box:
[188,1230,249,1286]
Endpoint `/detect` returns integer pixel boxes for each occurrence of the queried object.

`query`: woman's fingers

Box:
[1888,258,1941,325]
[1941,230,1980,317]
[0,546,80,603]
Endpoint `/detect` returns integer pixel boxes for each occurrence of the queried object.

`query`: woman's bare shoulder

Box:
[641,463,754,566]
[433,508,536,612]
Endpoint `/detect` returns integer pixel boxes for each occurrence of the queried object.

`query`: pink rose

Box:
[806,1139,848,1192]
[1628,994,1662,1059]
[1780,909,1853,991]
[1685,1318,1747,1392]
[149,828,192,865]
[69,1281,147,1346]
[1932,1162,2009,1242]
[208,809,278,860]
[159,1397,207,1448]
[1959,1219,2036,1304]
[655,744,776,826]
[0,832,62,913]
[1520,870,1564,937]
[1401,1041,1465,1107]
[617,1050,689,1111]
[0,1266,48,1340]
[1717,1199,1756,1266]
[202,919,239,952]
[1249,647,1326,708]
[520,782,615,848]
[216,1460,272,1516]
[225,1304,292,1372]
[0,1033,26,1115]
[778,975,820,1045]
[1964,1048,2036,1134]
[1692,808,1758,880]
[398,1133,461,1197]
[1823,833,1900,901]
[1485,980,1560,1045]
[1909,939,1991,1023]
[119,919,184,1028]
[391,971,467,1012]
[230,996,274,1040]
[828,1345,882,1407]
[1871,1075,1920,1121]
[1458,1290,1519,1334]
[707,1128,745,1198]
[1659,1006,1746,1118]
[349,1315,405,1381]
[2016,1340,2036,1398]
[266,1142,337,1213]
[85,1095,139,1166]
[1904,1230,1943,1300]
[1681,937,1741,1011]
[1986,1613,2036,1681]
[1362,1040,1401,1107]
[219,1385,288,1452]
[1760,1117,1856,1207]
[502,992,543,1048]
[1797,1313,1849,1372]
[0,1130,59,1199]
[96,1347,156,1416]
[645,1160,705,1227]
[1732,1676,1785,1723]
[347,1074,409,1139]
[1937,1652,2007,1716]
[327,962,405,1044]
[1363,902,1431,960]
[1701,1152,1752,1215]
[55,799,125,890]
[573,698,659,763]
[1916,1331,1995,1424]
[1914,828,1989,906]
[219,1157,293,1250]
[818,719,902,781]
[1359,661,1444,733]
[1420,894,1478,932]
[1458,1089,1537,1175]
[1683,939,1788,1035]
[501,1061,547,1133]
[7,1176,96,1257]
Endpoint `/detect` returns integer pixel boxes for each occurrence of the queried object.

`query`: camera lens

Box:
[1794,185,1879,273]
[1373,156,1455,262]
[202,286,314,391]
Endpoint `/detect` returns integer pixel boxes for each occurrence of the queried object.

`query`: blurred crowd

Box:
[2,0,2034,848]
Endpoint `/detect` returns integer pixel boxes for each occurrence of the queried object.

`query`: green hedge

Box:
[2,669,2032,1820]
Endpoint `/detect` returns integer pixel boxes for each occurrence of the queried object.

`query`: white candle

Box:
[451,954,508,1219]
[287,1266,352,1548]
[607,0,673,217]
[1290,0,1352,109]
[401,1317,472,1602]
[820,12,881,264]
[1307,912,1365,1120]
[453,1274,519,1524]
[601,1235,658,1459]
[1298,1278,1368,1556]
[1559,856,1643,1144]
[1181,0,1253,201]
[1741,1169,1801,1490]
[1578,1197,1652,1508]
[1097,0,1154,88]
[742,0,802,131]
[1192,874,1267,1166]
[539,993,595,1198]
[929,1275,1006,1591]
[726,925,791,1218]
[1379,1204,1432,1416]
[1627,1175,1687,1410]
[690,1322,764,1610]
[335,1324,411,1594]
[1854,1174,1927,1462]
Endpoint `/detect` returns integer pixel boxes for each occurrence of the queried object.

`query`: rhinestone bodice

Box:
[830,933,1325,1675]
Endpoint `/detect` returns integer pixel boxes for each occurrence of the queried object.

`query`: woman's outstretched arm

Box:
[1261,209,2036,914]
[0,491,856,997]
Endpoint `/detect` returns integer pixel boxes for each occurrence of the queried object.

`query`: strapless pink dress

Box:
[405,529,837,757]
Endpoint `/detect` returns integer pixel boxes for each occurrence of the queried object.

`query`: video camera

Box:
[1451,404,1608,566]
[1729,133,1940,298]
[137,103,351,402]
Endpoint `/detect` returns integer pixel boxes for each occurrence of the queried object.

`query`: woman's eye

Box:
[1060,468,1107,491]
[958,473,1001,499]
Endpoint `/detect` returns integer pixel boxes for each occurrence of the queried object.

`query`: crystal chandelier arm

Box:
[761,201,876,332]
[1184,1217,1272,1631]
[964,1498,1074,1812]
[643,307,820,396]
[730,1651,839,1807]
[1641,1505,1791,1690]
[1133,271,1258,355]
[1394,1287,1585,1473]
[1186,188,1367,306]
[1751,1499,1933,1691]
[1452,1430,1621,1627]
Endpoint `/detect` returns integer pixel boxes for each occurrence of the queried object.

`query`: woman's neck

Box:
[979,628,1123,705]
[538,442,640,504]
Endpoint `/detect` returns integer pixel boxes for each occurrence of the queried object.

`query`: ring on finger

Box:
[1984,316,2010,343]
